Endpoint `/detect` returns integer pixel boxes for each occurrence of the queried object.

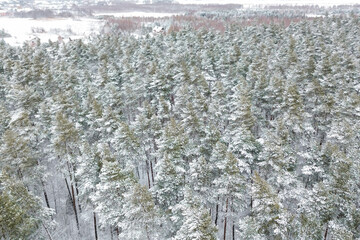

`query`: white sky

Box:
[176,0,360,6]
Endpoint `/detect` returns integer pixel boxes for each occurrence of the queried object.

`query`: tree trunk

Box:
[116,227,120,240]
[38,159,51,209]
[42,181,51,209]
[66,160,80,232]
[215,203,219,226]
[66,178,80,231]
[250,169,253,213]
[93,212,98,240]
[135,166,140,179]
[250,196,253,212]
[52,183,57,214]
[42,222,53,240]
[150,160,155,183]
[223,198,229,240]
[65,178,73,203]
[146,160,151,189]
[232,223,235,240]
[75,178,82,213]
[67,160,82,213]
[153,138,158,164]
[71,183,80,231]
[324,224,329,240]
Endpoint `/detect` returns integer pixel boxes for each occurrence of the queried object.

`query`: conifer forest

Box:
[1,5,360,240]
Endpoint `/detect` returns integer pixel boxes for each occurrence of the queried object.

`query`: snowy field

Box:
[0,0,358,46]
[93,12,183,18]
[0,13,183,46]
[0,17,103,46]
[0,12,184,46]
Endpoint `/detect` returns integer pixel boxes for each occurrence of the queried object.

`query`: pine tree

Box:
[174,187,217,240]
[310,144,360,239]
[239,172,293,240]
[208,81,227,131]
[112,121,143,178]
[189,156,212,206]
[210,143,248,235]
[75,142,102,240]
[153,154,184,211]
[119,181,162,240]
[225,80,259,171]
[156,118,188,179]
[91,145,135,230]
[52,110,81,230]
[76,142,101,205]
[257,130,298,196]
[284,82,305,137]
[133,101,162,187]
[0,129,38,185]
[0,102,9,136]
[0,170,54,239]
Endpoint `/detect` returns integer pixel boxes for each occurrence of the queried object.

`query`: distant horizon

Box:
[0,0,359,7]
[175,0,360,6]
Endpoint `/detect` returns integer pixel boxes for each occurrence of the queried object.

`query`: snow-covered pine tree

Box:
[119,181,162,240]
[91,144,135,235]
[173,187,217,240]
[0,169,54,239]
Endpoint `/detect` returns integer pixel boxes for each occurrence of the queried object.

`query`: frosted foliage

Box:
[1,8,360,240]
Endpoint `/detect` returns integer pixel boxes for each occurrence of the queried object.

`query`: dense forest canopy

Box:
[1,9,360,240]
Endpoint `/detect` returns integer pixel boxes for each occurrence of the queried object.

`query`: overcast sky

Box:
[177,0,360,6]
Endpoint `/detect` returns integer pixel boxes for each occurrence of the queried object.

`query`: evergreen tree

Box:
[119,181,162,240]
[239,172,293,239]
[174,187,217,240]
[310,144,360,239]
[0,170,54,239]
[225,80,259,172]
[91,145,135,230]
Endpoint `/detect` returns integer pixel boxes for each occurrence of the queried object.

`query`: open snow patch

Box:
[0,17,103,46]
[93,12,183,18]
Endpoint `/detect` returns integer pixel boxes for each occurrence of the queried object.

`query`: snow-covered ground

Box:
[0,0,358,46]
[93,12,183,18]
[0,11,183,46]
[0,17,103,46]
